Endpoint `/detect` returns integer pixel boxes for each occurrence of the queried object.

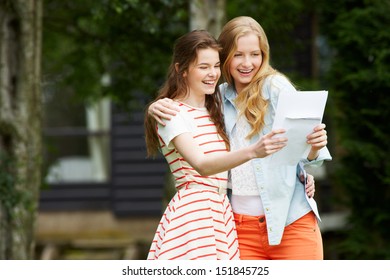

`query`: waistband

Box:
[177,183,227,195]
[234,212,266,224]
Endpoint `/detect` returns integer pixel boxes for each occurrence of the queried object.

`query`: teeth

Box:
[239,69,252,74]
[204,81,215,84]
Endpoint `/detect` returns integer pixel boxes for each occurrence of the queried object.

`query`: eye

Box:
[234,53,242,57]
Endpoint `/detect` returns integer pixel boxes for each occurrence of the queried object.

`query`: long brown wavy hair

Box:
[144,30,229,157]
[218,16,281,139]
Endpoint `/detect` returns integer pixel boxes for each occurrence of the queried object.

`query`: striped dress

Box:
[147,102,240,260]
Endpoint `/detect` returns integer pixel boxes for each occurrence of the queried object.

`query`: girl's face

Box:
[229,33,262,93]
[185,48,221,100]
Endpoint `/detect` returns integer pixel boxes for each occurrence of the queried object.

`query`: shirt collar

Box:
[222,83,237,104]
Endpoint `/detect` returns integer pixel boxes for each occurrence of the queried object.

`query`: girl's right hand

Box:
[251,129,288,158]
[148,98,180,126]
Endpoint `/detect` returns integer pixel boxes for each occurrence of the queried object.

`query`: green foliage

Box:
[226,0,307,73]
[43,0,188,108]
[321,0,390,259]
[0,152,21,215]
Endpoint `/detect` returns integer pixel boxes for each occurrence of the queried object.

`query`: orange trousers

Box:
[234,211,323,260]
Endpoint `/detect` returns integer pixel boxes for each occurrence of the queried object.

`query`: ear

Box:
[175,63,187,77]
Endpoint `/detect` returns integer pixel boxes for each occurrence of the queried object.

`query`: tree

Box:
[189,0,225,37]
[0,0,43,259]
[43,0,188,108]
[321,0,390,259]
[226,0,309,76]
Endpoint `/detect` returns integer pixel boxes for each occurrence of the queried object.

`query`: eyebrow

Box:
[235,50,261,53]
[196,62,220,66]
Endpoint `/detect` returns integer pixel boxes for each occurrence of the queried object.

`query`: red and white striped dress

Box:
[147,102,240,260]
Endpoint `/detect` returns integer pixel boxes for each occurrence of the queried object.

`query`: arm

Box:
[303,123,329,197]
[172,129,287,176]
[148,98,180,126]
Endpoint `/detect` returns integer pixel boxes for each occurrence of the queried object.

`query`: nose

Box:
[208,68,217,77]
[242,55,251,66]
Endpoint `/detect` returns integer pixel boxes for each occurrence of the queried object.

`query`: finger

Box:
[267,129,286,139]
[155,116,166,126]
[306,184,314,191]
[307,129,327,141]
[265,142,287,154]
[314,123,326,131]
[308,139,328,148]
[263,136,288,148]
[271,138,288,146]
[305,184,315,198]
[266,138,288,148]
[305,176,315,198]
[162,98,180,112]
[310,139,327,146]
[306,180,315,189]
[155,103,177,115]
[153,103,179,119]
[159,108,177,118]
[311,129,327,137]
[307,134,328,144]
[311,144,327,151]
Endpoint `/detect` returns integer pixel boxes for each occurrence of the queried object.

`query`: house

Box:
[37,98,168,259]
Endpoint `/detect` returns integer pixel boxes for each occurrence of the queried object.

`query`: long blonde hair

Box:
[144,30,229,157]
[219,16,280,139]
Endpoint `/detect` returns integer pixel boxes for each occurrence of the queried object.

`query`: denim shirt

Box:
[220,75,332,245]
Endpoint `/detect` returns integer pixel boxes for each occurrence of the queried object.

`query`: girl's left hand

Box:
[306,123,328,160]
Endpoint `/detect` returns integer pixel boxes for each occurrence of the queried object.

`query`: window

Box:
[43,87,110,184]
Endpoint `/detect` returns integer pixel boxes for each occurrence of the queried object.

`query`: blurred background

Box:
[0,0,389,260]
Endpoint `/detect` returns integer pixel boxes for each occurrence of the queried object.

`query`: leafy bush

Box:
[321,0,390,259]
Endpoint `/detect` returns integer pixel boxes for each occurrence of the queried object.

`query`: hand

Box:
[252,129,288,158]
[305,174,315,198]
[148,98,180,126]
[306,123,328,160]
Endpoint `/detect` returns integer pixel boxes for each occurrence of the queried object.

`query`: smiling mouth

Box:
[238,69,252,74]
[203,81,216,85]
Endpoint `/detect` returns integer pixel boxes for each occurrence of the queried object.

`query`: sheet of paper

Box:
[270,90,328,166]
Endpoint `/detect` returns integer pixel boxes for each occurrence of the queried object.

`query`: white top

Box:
[230,114,265,215]
[157,102,228,192]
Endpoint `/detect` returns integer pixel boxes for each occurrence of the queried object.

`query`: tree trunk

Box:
[189,0,226,37]
[0,0,42,259]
